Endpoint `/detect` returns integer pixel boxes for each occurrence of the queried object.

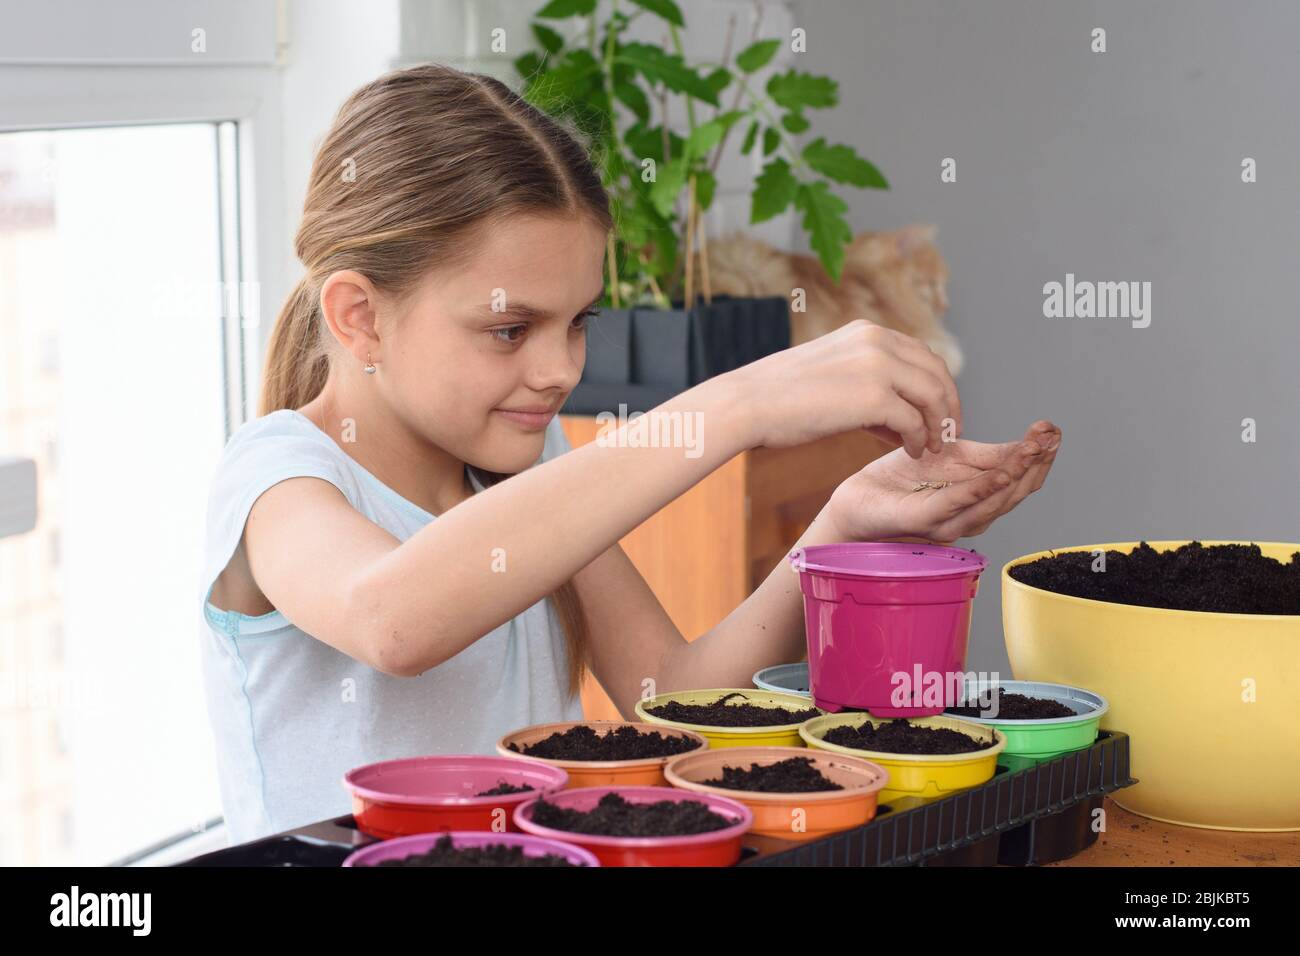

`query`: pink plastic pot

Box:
[342,754,569,839]
[342,831,599,867]
[789,542,988,718]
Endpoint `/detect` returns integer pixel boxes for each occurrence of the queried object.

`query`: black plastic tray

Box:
[178,730,1135,868]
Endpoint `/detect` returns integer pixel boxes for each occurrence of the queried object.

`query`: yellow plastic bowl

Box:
[1004,540,1300,831]
[800,713,1004,804]
[634,689,823,748]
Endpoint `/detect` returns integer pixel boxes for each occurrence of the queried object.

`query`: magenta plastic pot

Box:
[789,542,988,718]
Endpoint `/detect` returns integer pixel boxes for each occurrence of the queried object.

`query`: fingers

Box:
[954,420,1060,470]
[873,391,928,459]
[936,426,1061,539]
[930,473,1019,540]
[1004,427,1061,504]
[887,361,954,455]
[931,469,1012,513]
[889,332,962,439]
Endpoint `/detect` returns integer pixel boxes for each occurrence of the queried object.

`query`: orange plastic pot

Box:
[514,785,753,867]
[663,745,888,842]
[497,720,709,788]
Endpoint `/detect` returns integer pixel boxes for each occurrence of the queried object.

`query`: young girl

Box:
[199,63,1060,845]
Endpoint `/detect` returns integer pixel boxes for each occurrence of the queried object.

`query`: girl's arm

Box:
[245,321,961,678]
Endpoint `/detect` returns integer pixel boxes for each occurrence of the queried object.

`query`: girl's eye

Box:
[490,309,599,344]
[490,324,527,344]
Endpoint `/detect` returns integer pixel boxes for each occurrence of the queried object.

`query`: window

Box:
[0,122,246,864]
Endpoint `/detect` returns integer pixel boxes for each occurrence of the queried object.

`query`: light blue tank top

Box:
[197,409,584,845]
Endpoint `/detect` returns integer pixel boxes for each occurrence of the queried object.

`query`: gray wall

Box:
[788,0,1300,673]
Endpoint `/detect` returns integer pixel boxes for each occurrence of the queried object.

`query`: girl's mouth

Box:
[493,405,558,431]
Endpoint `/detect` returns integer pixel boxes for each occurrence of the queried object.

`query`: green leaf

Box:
[514,51,544,82]
[531,23,565,55]
[781,111,810,134]
[535,0,598,18]
[622,185,678,278]
[624,123,685,165]
[627,0,684,26]
[766,70,838,111]
[704,66,732,97]
[695,169,717,210]
[735,39,780,73]
[524,48,601,112]
[615,43,720,106]
[795,180,852,282]
[684,110,745,162]
[649,157,689,218]
[802,137,888,188]
[686,121,724,161]
[740,120,759,156]
[762,126,780,156]
[751,158,798,223]
[614,80,651,123]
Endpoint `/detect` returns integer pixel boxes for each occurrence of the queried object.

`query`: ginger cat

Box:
[702,225,963,376]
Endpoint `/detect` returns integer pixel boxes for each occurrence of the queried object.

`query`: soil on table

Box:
[507,724,701,761]
[1008,541,1300,614]
[643,691,821,727]
[699,756,844,793]
[822,719,990,755]
[946,689,1077,720]
[366,833,577,867]
[529,791,733,836]
[474,780,535,796]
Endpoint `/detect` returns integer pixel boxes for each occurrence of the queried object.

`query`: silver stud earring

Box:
[363,352,376,375]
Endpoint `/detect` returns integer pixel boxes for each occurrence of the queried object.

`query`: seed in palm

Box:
[911,480,952,493]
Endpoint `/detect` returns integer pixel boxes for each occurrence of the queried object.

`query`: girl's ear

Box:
[319,269,382,359]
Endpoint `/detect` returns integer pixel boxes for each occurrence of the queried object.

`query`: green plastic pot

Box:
[945,679,1108,771]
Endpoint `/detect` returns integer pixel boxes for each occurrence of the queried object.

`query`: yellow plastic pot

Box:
[800,713,1004,804]
[1004,540,1300,831]
[634,689,823,748]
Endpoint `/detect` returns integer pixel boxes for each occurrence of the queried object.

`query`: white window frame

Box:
[0,23,289,864]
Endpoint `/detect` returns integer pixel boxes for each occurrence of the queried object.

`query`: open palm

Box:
[830,420,1062,545]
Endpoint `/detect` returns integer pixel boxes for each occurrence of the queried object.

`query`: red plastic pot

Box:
[513,785,753,867]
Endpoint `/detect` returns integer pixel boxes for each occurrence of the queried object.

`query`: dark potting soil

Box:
[506,724,702,761]
[700,756,844,793]
[822,719,990,755]
[643,691,821,727]
[1008,541,1300,615]
[474,780,535,796]
[366,833,577,867]
[946,688,1077,720]
[529,791,733,837]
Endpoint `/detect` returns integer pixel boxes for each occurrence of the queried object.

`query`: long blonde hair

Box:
[259,63,612,700]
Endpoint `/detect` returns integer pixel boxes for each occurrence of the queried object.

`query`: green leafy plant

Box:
[514,0,887,310]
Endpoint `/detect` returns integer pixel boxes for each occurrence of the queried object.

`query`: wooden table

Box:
[1050,797,1299,866]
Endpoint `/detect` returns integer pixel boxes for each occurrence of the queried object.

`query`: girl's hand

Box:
[826,420,1062,545]
[726,319,962,457]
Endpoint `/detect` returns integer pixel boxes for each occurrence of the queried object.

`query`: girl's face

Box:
[384,213,608,474]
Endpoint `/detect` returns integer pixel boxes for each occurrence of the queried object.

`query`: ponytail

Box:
[258,276,329,417]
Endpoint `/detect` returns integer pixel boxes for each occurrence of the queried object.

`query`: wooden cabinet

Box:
[558,415,892,720]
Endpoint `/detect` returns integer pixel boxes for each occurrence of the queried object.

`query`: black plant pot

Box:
[562,295,791,416]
